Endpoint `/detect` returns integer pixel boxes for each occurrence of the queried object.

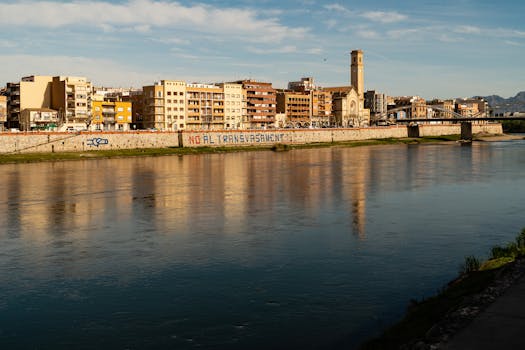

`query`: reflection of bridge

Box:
[394,116,525,123]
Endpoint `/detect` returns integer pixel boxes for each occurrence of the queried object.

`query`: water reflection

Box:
[0,141,524,349]
[0,143,513,248]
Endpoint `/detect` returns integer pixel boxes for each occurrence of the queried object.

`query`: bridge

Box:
[373,104,525,140]
[394,116,525,123]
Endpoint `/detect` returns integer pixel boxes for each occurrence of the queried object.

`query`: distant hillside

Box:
[476,91,525,113]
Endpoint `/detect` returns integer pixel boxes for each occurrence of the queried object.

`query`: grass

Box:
[0,135,462,165]
[360,228,525,349]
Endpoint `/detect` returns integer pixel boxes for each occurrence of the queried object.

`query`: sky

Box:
[0,0,524,99]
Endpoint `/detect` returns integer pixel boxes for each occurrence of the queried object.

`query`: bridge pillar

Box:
[408,125,420,138]
[461,122,472,141]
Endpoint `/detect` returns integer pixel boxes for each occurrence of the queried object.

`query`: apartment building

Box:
[364,90,388,122]
[276,91,311,127]
[51,76,92,128]
[163,80,187,130]
[311,90,332,127]
[234,80,276,129]
[92,100,132,131]
[20,108,59,131]
[394,97,427,119]
[221,83,244,129]
[288,77,316,92]
[456,100,480,117]
[142,83,165,130]
[6,75,54,130]
[288,77,332,127]
[0,95,6,130]
[6,75,94,130]
[456,98,489,117]
[140,80,187,130]
[427,99,455,118]
[186,83,224,130]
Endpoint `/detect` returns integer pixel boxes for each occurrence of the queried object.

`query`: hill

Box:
[477,91,525,114]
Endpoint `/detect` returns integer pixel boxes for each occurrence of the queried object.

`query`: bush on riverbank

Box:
[502,120,525,133]
[360,228,525,350]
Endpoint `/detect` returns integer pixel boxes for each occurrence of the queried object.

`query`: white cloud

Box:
[357,30,380,40]
[387,28,421,40]
[437,34,464,43]
[307,48,323,55]
[325,19,338,29]
[324,4,351,14]
[150,37,190,46]
[0,54,154,87]
[504,40,523,47]
[0,0,308,43]
[454,25,482,34]
[246,45,298,54]
[361,11,407,24]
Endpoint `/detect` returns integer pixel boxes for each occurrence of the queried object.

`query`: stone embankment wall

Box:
[0,131,180,154]
[180,126,410,147]
[0,124,503,154]
[418,123,502,137]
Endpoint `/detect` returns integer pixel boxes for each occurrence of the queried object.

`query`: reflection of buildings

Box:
[350,152,368,239]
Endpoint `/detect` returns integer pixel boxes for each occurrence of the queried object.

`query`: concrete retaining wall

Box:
[0,123,504,154]
[180,126,410,148]
[418,123,502,137]
[0,131,180,154]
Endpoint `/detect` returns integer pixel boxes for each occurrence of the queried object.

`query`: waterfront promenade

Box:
[445,272,525,349]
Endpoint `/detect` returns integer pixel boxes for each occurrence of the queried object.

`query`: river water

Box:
[1,140,524,349]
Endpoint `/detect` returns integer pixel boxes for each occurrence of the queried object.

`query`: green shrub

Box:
[460,255,481,274]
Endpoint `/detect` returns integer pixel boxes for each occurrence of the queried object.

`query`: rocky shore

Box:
[403,258,525,349]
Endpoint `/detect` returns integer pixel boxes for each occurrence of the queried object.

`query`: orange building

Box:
[234,80,276,129]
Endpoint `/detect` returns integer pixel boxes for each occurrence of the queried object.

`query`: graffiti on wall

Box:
[187,133,287,145]
[87,138,109,147]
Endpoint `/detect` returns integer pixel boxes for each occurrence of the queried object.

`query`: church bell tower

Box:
[351,50,364,100]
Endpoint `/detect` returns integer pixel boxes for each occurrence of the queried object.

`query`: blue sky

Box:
[1,0,524,99]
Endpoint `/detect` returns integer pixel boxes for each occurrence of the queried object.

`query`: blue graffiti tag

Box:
[87,138,109,147]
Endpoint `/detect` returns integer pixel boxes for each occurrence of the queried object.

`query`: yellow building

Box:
[91,100,132,131]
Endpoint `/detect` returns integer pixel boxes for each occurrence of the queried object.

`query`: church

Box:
[323,50,370,127]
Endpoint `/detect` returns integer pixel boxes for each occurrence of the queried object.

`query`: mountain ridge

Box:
[476,91,525,113]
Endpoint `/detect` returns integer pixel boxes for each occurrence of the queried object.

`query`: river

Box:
[1,140,524,349]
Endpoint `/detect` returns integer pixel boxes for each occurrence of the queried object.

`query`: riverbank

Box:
[0,135,461,164]
[473,133,525,142]
[360,229,525,350]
